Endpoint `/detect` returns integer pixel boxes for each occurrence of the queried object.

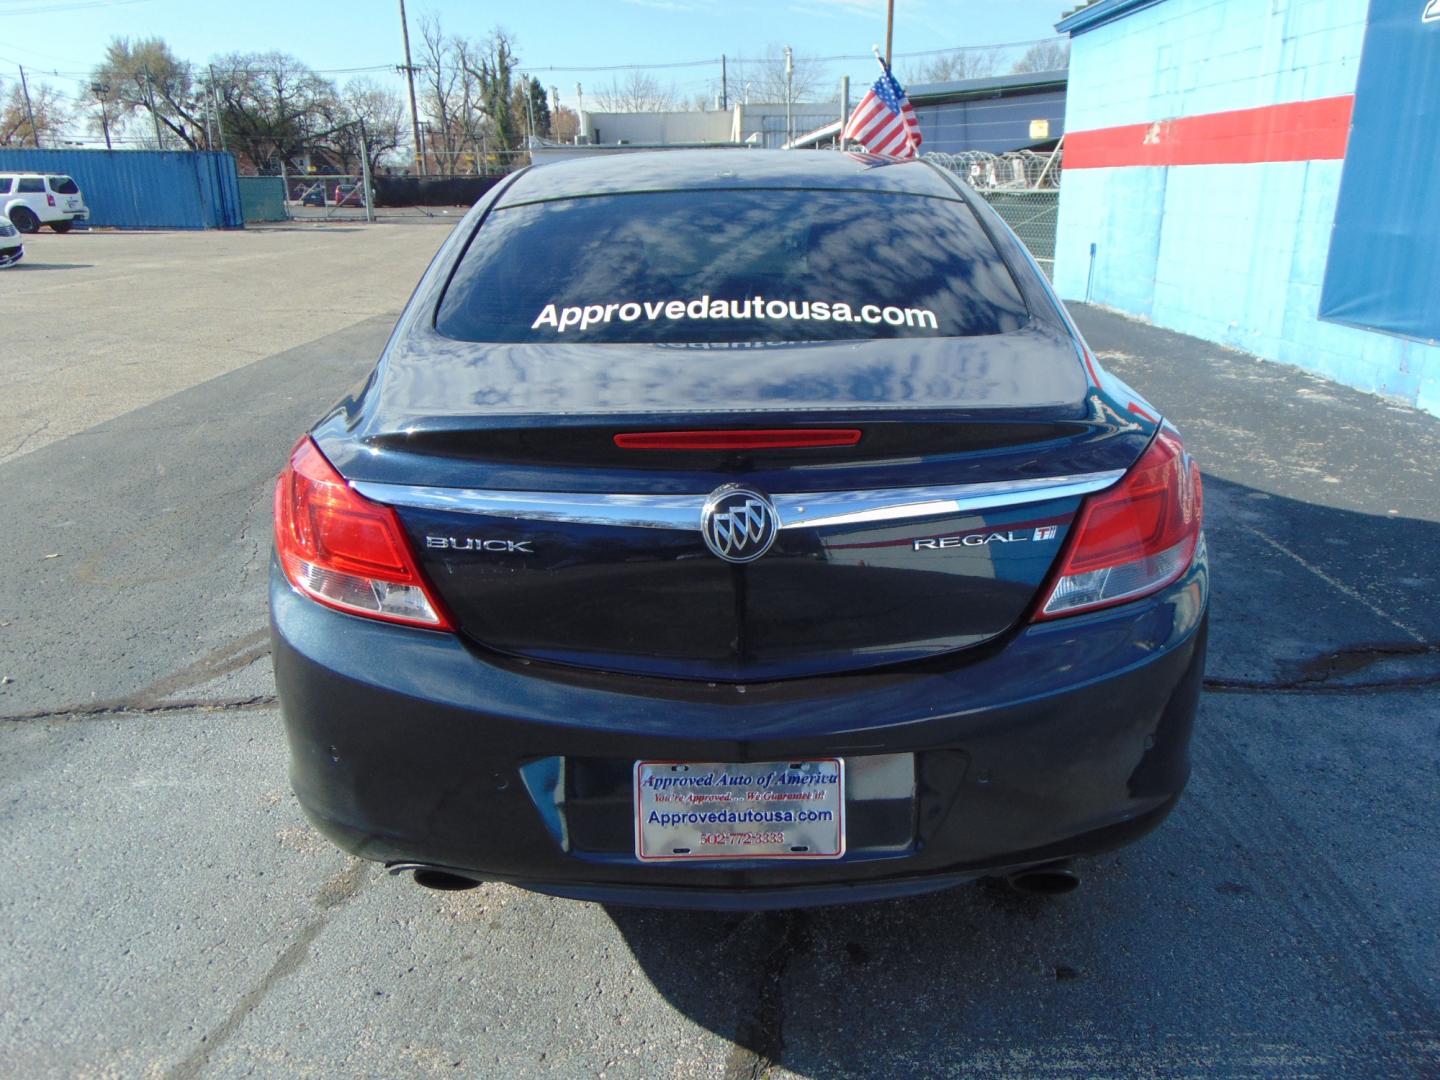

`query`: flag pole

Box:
[885,0,895,66]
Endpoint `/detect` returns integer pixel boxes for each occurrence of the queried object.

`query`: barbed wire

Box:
[926,150,1063,190]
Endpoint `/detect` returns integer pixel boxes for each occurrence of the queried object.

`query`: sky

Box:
[0,0,1070,122]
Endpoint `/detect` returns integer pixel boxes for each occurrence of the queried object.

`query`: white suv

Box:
[0,173,89,233]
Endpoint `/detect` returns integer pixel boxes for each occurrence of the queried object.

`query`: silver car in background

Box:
[0,212,24,267]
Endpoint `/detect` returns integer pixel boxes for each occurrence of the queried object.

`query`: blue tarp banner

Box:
[1319,0,1440,342]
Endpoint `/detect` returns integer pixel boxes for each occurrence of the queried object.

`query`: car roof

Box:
[495,149,963,208]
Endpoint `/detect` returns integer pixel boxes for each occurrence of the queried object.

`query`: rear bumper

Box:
[271,553,1208,909]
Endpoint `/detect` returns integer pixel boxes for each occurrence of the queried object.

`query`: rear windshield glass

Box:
[435,189,1028,344]
[48,176,79,194]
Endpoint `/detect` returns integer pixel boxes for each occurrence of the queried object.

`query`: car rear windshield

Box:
[48,176,79,194]
[434,188,1029,344]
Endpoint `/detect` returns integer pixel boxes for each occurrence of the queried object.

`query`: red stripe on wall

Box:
[1066,95,1354,169]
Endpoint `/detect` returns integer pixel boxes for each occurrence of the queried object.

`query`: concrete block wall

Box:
[1055,0,1440,416]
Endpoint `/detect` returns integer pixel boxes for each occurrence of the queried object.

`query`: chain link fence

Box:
[927,150,1062,279]
[257,170,507,222]
[285,174,369,219]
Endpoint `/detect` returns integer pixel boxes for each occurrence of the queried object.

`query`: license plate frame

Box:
[634,758,845,862]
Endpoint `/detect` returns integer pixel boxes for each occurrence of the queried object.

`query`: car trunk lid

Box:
[323,327,1152,680]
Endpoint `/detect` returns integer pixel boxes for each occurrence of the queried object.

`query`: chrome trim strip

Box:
[350,484,702,530]
[773,472,1125,529]
[351,470,1124,532]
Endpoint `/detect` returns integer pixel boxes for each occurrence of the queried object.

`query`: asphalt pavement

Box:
[1,229,1436,1078]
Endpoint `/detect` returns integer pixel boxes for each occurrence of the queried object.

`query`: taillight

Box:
[273,437,452,630]
[1037,428,1202,619]
[47,194,56,207]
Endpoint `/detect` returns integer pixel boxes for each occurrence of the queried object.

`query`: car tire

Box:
[8,208,40,234]
[50,221,73,234]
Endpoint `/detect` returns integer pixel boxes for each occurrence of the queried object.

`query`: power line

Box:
[520,37,1063,73]
[2,36,1060,84]
[0,0,151,15]
[0,57,396,78]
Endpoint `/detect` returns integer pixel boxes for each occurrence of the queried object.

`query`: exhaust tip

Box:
[387,863,482,891]
[1006,863,1080,896]
[411,868,482,891]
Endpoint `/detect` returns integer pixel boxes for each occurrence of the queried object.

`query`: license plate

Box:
[634,759,845,861]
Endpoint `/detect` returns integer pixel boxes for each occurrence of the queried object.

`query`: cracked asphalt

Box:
[1,228,1437,1078]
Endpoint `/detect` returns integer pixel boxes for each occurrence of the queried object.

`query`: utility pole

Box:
[358,119,375,223]
[142,68,164,148]
[885,0,895,66]
[208,65,228,152]
[91,82,113,150]
[17,66,40,148]
[721,54,727,111]
[522,75,536,145]
[784,46,794,146]
[398,0,424,175]
[575,83,583,143]
[839,75,849,151]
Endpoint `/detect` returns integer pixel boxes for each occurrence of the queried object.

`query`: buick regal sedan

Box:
[270,150,1208,909]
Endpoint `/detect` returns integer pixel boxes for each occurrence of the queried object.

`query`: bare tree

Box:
[417,16,464,174]
[906,47,1005,85]
[449,36,489,172]
[209,51,341,172]
[1012,40,1071,73]
[92,37,207,148]
[0,80,69,147]
[550,105,579,142]
[333,78,407,176]
[735,44,826,103]
[415,19,523,174]
[594,70,677,112]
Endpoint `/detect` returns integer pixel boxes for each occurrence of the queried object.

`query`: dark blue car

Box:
[270,150,1208,908]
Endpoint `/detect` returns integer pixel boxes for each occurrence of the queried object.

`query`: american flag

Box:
[843,66,923,158]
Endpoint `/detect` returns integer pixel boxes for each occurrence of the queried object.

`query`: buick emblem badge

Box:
[701,485,779,563]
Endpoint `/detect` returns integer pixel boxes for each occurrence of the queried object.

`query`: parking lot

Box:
[2,225,1437,1077]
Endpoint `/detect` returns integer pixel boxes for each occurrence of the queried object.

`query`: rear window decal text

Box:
[531,296,941,334]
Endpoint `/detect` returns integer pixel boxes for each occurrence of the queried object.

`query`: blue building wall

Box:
[1054,0,1440,417]
[0,149,243,230]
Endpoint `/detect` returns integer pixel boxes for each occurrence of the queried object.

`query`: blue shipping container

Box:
[0,149,243,230]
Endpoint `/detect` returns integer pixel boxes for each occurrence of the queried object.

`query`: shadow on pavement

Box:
[601,476,1440,1077]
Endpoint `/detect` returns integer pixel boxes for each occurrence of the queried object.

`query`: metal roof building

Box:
[908,70,1068,154]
